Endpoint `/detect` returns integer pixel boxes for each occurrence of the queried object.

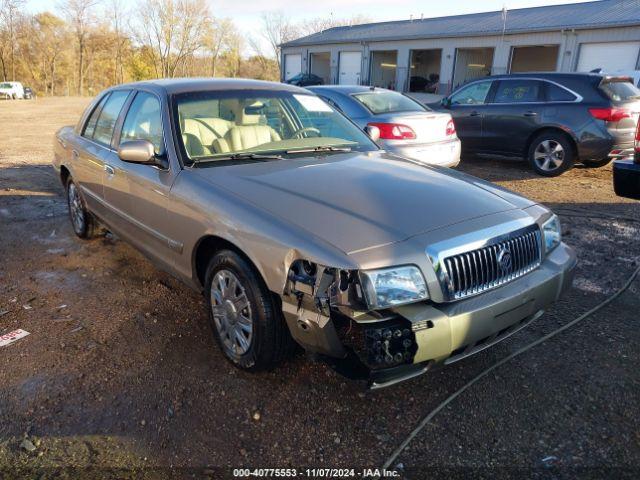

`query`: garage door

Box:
[577,42,640,73]
[339,52,362,85]
[284,54,302,81]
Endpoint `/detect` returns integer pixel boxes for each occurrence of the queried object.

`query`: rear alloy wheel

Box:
[527,133,575,177]
[204,250,296,371]
[582,158,612,168]
[66,177,101,239]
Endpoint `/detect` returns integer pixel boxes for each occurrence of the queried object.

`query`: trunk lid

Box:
[373,111,454,145]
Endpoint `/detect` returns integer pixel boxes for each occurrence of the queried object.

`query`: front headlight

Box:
[542,214,561,254]
[359,266,428,309]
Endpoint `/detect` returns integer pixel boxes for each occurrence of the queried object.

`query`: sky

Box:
[25,0,592,53]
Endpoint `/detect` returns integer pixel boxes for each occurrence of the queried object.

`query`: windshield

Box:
[174,90,377,163]
[600,79,640,101]
[352,91,426,114]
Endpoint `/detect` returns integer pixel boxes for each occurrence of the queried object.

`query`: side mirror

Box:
[364,125,381,142]
[118,140,156,165]
[440,97,451,108]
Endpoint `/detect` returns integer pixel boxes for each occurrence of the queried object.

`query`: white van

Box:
[0,81,25,99]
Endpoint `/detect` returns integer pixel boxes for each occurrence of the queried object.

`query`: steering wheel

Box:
[293,127,321,139]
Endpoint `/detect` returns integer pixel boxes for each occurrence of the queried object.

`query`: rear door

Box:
[446,80,494,151]
[481,79,545,154]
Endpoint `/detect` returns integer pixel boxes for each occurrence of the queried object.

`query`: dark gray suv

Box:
[438,73,640,176]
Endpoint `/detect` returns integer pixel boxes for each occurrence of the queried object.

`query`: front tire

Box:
[204,250,295,371]
[582,158,612,168]
[65,177,101,239]
[527,132,575,177]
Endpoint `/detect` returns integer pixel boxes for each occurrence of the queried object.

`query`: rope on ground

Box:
[382,261,640,470]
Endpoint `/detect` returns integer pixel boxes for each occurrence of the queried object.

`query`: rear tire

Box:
[527,132,575,177]
[204,250,295,371]
[582,158,612,168]
[65,177,102,239]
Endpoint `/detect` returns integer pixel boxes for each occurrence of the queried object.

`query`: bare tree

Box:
[258,11,299,70]
[0,0,25,80]
[204,17,235,77]
[298,14,370,37]
[135,0,210,78]
[60,0,99,95]
[106,0,128,84]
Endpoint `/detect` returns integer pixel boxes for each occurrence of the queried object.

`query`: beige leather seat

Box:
[182,117,233,157]
[213,101,280,153]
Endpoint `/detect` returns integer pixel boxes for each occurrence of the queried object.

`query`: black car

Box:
[437,73,640,176]
[613,119,640,200]
[23,87,34,99]
[410,74,439,93]
[285,73,323,87]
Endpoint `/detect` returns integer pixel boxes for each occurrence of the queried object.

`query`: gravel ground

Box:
[1,97,639,479]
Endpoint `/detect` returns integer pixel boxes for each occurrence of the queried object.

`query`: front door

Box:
[109,90,177,269]
[446,80,493,152]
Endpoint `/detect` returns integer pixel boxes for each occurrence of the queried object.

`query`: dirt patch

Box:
[1,98,639,477]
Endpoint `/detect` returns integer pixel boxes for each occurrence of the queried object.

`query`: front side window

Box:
[175,90,377,163]
[493,80,542,103]
[450,81,492,105]
[352,91,426,114]
[91,90,130,146]
[120,92,164,155]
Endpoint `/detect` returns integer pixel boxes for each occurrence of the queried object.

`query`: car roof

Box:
[308,85,395,95]
[476,72,613,82]
[108,78,310,95]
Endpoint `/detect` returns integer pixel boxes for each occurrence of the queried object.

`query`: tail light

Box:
[589,107,631,122]
[446,119,456,137]
[367,122,416,140]
[635,118,640,153]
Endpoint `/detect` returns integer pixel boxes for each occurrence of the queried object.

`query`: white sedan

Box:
[308,85,461,168]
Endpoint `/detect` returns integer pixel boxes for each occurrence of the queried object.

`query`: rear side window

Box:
[599,79,640,102]
[91,90,130,147]
[493,80,542,103]
[545,82,577,102]
[82,94,109,139]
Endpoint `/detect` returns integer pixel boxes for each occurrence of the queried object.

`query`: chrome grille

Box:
[442,227,542,300]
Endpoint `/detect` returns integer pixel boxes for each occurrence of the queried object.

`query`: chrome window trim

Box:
[425,218,541,302]
[450,77,583,105]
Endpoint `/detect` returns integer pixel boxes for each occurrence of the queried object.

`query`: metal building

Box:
[280,0,640,94]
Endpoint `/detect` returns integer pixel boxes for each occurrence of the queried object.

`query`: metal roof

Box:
[282,0,640,47]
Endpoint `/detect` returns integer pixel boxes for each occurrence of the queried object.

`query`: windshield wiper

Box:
[285,146,352,154]
[193,152,283,163]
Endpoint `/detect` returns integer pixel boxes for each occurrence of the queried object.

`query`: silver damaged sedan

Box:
[52,79,576,388]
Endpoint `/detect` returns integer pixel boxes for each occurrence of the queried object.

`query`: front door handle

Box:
[71,149,79,160]
[524,111,538,117]
[469,111,480,117]
[104,164,115,175]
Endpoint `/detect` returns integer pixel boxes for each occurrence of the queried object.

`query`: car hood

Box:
[193,151,535,255]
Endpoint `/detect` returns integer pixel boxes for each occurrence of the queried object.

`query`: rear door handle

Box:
[104,164,115,175]
[71,149,79,159]
[524,111,538,117]
[469,111,480,117]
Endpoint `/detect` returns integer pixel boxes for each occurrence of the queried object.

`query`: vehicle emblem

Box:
[497,247,513,274]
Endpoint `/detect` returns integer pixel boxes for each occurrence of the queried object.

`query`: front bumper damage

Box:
[281,243,576,388]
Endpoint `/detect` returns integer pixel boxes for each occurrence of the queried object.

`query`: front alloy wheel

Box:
[204,250,296,371]
[210,269,254,357]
